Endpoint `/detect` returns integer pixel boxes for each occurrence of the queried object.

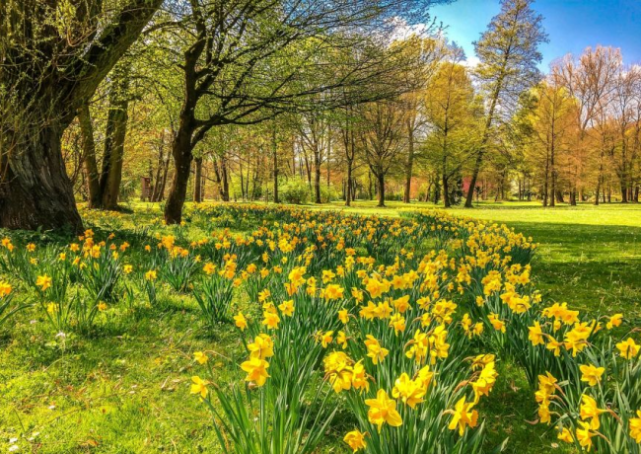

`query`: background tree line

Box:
[2,0,641,232]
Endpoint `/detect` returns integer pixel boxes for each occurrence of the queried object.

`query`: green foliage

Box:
[281,178,311,204]
[193,274,236,330]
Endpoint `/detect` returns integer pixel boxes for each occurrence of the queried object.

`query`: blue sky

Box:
[429,0,641,70]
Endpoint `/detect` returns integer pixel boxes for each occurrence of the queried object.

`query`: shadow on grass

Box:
[498,220,641,320]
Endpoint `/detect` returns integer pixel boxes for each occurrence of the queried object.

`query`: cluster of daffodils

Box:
[1,204,638,453]
[181,206,544,453]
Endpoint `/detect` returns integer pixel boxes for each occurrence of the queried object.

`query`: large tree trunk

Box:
[0,0,162,231]
[165,126,193,224]
[78,103,101,208]
[0,120,83,231]
[542,154,549,207]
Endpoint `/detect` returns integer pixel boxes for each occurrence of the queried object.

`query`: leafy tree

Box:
[0,0,163,230]
[154,0,448,223]
[359,100,406,207]
[423,57,480,207]
[464,0,547,207]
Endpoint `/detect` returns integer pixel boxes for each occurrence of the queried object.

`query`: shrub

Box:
[281,178,311,204]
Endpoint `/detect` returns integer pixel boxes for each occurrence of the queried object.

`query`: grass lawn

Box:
[1,200,639,453]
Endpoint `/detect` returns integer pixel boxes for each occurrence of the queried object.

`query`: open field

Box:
[0,202,639,454]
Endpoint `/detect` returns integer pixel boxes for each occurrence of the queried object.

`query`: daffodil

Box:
[579,395,605,429]
[240,357,270,387]
[278,299,294,317]
[36,275,52,292]
[194,351,208,365]
[365,389,402,431]
[190,376,209,398]
[248,334,273,359]
[320,331,334,348]
[364,335,389,365]
[616,338,640,359]
[447,396,478,436]
[343,430,367,452]
[575,421,595,452]
[234,312,248,331]
[580,364,605,387]
[528,321,545,346]
[630,410,641,443]
[392,373,425,408]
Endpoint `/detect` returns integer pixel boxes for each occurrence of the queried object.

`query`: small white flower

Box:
[55,331,66,339]
[8,439,17,444]
[9,445,19,452]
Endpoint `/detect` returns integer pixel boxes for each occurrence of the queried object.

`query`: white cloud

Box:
[462,56,480,68]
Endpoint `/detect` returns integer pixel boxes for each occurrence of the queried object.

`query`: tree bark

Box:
[99,74,130,210]
[273,132,280,203]
[78,103,101,208]
[0,120,83,231]
[345,161,353,207]
[442,175,451,208]
[314,147,322,204]
[165,126,194,224]
[222,158,230,201]
[377,172,385,207]
[403,124,414,204]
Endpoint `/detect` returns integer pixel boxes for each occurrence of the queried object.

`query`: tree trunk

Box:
[542,155,549,207]
[377,172,385,207]
[0,0,161,231]
[165,127,193,224]
[403,125,414,204]
[194,157,203,202]
[222,160,230,201]
[464,83,503,208]
[465,154,482,208]
[273,131,280,204]
[154,153,170,202]
[78,103,101,208]
[345,160,353,207]
[99,74,130,210]
[239,160,246,199]
[442,175,451,208]
[314,147,322,204]
[0,120,83,231]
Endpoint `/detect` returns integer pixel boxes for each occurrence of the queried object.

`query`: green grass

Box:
[2,200,640,453]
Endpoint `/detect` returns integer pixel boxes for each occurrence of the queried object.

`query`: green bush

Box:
[281,178,311,204]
